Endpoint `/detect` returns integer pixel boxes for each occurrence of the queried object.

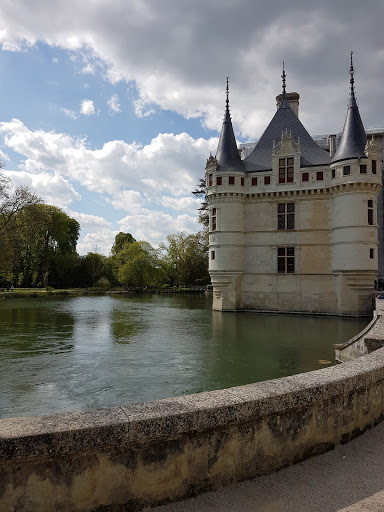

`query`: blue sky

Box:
[1,0,383,254]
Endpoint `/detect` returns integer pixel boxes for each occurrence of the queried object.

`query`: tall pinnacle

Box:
[279,61,289,108]
[332,52,366,163]
[282,61,286,99]
[215,78,245,172]
[349,51,357,108]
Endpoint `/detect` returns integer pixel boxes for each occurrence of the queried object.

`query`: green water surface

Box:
[0,294,368,418]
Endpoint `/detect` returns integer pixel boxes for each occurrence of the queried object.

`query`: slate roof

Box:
[244,97,330,172]
[215,83,245,173]
[331,57,366,163]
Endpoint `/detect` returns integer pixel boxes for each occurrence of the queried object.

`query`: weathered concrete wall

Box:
[2,344,384,512]
[335,297,384,362]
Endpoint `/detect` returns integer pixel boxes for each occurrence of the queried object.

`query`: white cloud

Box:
[111,190,145,213]
[1,1,383,136]
[0,120,217,197]
[52,57,58,63]
[2,169,80,208]
[77,229,116,256]
[81,63,95,75]
[80,99,95,116]
[0,119,214,253]
[107,94,121,113]
[61,108,78,120]
[118,211,199,247]
[160,196,202,213]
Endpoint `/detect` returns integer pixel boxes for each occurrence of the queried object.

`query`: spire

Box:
[279,61,290,109]
[282,61,286,98]
[332,52,366,163]
[349,51,357,107]
[215,78,245,173]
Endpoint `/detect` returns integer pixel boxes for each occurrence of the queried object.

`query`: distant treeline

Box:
[0,172,209,290]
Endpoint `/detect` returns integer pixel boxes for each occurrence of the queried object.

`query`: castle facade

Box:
[205,60,382,316]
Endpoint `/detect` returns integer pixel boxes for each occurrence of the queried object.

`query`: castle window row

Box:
[208,159,378,188]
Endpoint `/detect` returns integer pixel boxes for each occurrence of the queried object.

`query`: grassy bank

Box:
[0,287,207,299]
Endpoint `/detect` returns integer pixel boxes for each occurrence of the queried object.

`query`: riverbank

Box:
[0,286,207,299]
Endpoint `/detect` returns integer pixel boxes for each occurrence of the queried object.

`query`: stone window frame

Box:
[277,247,295,274]
[343,165,351,176]
[277,203,295,231]
[252,177,257,186]
[302,172,309,182]
[278,157,294,184]
[368,200,374,226]
[316,171,324,181]
[372,160,377,174]
[211,208,217,231]
[216,176,222,185]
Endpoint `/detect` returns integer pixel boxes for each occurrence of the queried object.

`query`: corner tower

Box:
[205,79,245,310]
[329,53,381,315]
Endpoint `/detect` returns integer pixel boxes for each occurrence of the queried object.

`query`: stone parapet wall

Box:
[335,296,384,361]
[2,342,384,512]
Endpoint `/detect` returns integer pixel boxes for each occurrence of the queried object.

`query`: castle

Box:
[205,57,382,316]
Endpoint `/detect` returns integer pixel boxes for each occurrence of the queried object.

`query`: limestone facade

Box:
[205,66,382,316]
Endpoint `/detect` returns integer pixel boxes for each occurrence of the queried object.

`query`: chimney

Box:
[328,134,337,158]
[276,92,300,117]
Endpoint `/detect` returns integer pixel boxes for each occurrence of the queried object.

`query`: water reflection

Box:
[0,294,368,418]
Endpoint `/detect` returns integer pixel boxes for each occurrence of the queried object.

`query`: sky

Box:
[0,0,383,255]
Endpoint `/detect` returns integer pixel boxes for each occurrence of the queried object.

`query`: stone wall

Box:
[2,343,384,512]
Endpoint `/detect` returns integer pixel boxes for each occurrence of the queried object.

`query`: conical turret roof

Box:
[215,79,245,173]
[332,53,366,164]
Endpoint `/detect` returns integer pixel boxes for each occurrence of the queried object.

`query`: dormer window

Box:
[278,157,294,184]
[209,174,213,186]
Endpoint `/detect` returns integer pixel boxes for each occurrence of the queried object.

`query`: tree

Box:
[0,172,41,234]
[116,241,164,288]
[0,171,42,282]
[12,204,80,288]
[83,252,107,287]
[111,232,136,255]
[192,178,208,227]
[160,231,209,287]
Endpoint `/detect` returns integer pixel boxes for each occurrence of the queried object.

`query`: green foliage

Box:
[0,174,81,288]
[160,231,209,287]
[83,252,108,287]
[111,232,136,255]
[192,178,208,226]
[94,277,111,290]
[116,241,164,288]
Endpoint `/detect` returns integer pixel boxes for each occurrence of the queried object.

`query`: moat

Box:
[0,294,368,418]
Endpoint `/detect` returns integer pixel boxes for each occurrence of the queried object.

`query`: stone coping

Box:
[2,345,384,462]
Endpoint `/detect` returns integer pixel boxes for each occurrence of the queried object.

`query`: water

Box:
[0,294,368,418]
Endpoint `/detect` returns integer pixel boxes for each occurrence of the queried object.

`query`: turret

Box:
[206,79,245,311]
[329,53,381,314]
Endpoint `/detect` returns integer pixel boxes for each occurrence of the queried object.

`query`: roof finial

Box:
[226,77,229,110]
[281,61,286,98]
[350,51,355,97]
